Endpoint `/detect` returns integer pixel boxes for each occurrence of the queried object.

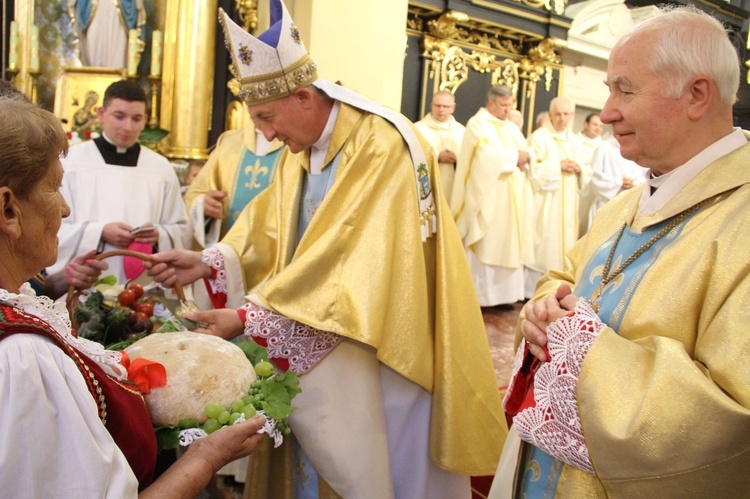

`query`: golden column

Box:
[160,0,218,160]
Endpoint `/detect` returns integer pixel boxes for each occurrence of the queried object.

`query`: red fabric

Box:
[504,311,572,427]
[503,343,548,428]
[203,267,228,310]
[237,307,290,372]
[0,304,157,489]
[127,358,167,394]
[124,242,153,280]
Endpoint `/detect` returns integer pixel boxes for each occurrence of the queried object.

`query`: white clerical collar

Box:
[423,113,454,130]
[102,132,129,153]
[255,131,272,156]
[640,127,747,214]
[310,101,341,175]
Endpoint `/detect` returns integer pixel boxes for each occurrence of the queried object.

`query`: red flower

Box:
[83,130,92,139]
[66,131,73,139]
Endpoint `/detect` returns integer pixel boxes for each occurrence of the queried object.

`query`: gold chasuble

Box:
[222,103,506,474]
[517,136,750,496]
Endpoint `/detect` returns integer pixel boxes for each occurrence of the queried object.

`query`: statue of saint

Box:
[68,0,146,68]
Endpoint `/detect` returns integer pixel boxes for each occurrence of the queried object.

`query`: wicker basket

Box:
[65,249,187,327]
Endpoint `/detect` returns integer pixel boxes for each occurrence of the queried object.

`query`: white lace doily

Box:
[178,410,284,448]
[513,299,605,474]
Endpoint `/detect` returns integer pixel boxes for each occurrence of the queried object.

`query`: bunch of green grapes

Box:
[197,360,291,435]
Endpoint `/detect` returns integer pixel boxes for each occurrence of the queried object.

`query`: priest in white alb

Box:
[451,85,534,307]
[415,91,465,204]
[50,80,189,285]
[527,97,589,289]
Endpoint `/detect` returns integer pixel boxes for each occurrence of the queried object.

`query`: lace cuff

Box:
[201,247,227,295]
[240,303,342,375]
[513,299,606,474]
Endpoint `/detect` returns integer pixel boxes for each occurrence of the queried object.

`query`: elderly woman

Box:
[0,98,264,497]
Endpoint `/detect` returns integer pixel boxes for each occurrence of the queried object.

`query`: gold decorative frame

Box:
[53,67,127,132]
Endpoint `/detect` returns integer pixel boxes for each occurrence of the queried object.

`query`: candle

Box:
[29,25,40,72]
[150,30,162,76]
[9,21,19,68]
[127,29,139,75]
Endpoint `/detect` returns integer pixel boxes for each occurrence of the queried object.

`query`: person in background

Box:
[452,86,534,310]
[527,97,589,293]
[534,110,549,131]
[0,96,266,498]
[491,6,750,496]
[577,112,604,171]
[184,121,283,249]
[415,90,466,204]
[508,109,524,132]
[49,80,189,285]
[578,136,647,235]
[147,2,505,497]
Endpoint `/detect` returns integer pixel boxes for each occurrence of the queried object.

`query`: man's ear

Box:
[293,87,314,108]
[97,106,105,122]
[0,187,22,240]
[686,75,712,120]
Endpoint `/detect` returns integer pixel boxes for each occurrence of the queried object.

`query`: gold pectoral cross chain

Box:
[589,200,707,312]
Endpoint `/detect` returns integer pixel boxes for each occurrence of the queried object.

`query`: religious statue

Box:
[68,0,146,68]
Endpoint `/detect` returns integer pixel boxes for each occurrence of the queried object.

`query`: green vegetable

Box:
[94,275,117,287]
[106,333,147,351]
[156,319,182,334]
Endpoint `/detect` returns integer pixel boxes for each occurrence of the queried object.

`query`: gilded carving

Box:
[236,0,259,33]
[423,35,518,95]
[519,37,565,94]
[515,0,567,16]
[427,10,469,40]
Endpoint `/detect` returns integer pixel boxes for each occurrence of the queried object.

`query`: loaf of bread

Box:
[125,331,256,425]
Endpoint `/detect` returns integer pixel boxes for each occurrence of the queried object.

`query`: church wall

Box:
[295,0,408,109]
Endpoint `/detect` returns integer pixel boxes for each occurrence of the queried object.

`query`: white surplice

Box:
[49,140,190,284]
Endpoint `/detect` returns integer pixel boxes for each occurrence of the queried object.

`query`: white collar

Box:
[310,101,341,175]
[640,127,748,214]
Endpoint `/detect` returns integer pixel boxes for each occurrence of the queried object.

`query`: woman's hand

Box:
[66,249,109,290]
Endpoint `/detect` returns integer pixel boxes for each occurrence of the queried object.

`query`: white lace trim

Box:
[178,410,284,448]
[0,284,128,380]
[240,302,342,375]
[513,299,605,475]
[201,247,228,295]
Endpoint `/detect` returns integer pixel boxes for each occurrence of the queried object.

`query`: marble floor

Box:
[482,302,524,397]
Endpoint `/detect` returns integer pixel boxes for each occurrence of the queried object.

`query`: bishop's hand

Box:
[145,249,210,288]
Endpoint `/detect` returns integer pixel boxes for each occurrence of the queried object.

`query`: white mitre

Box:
[219,1,317,105]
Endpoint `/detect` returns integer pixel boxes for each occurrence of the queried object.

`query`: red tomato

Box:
[118,289,136,307]
[136,302,154,317]
[126,282,145,300]
[128,312,153,333]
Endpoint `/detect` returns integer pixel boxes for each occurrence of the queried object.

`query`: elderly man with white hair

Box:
[526,96,589,291]
[492,6,750,497]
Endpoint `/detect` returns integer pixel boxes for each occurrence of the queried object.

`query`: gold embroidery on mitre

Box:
[238,54,318,105]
